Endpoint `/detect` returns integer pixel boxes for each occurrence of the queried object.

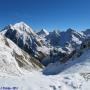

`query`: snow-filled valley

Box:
[0,22,90,90]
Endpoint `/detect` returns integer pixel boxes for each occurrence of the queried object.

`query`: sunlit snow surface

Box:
[0,71,89,90]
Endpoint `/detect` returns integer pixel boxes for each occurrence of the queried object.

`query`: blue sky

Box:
[0,0,90,31]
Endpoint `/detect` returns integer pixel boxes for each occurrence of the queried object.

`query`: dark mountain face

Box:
[46,30,61,46]
[83,29,90,37]
[2,22,44,57]
[37,29,49,37]
[46,29,85,47]
[5,29,38,55]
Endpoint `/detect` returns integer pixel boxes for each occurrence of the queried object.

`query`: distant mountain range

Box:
[1,22,90,63]
[0,22,90,90]
[1,22,90,64]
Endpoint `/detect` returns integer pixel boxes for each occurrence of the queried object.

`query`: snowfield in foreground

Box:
[0,71,90,90]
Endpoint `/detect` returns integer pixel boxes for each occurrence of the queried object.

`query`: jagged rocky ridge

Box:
[1,22,90,67]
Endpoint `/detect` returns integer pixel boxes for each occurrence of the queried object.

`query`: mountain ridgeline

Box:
[1,22,90,90]
[1,22,90,68]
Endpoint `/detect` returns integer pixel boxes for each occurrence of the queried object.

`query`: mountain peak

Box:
[14,21,28,26]
[52,30,60,36]
[4,21,35,34]
[66,28,75,33]
[13,21,30,30]
[41,29,49,35]
[37,29,49,36]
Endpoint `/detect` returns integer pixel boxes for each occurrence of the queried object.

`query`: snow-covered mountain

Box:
[0,33,89,90]
[43,36,90,75]
[37,29,49,37]
[38,29,86,66]
[1,22,50,61]
[46,28,85,47]
[1,22,88,66]
[0,34,43,75]
[1,22,90,90]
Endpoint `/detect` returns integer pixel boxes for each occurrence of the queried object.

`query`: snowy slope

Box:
[0,34,22,75]
[43,49,90,75]
[0,69,89,90]
[0,34,43,75]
